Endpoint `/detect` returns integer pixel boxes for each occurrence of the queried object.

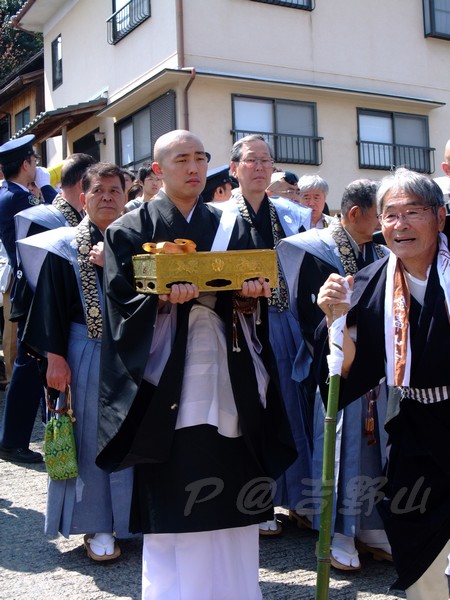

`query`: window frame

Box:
[115,90,176,171]
[15,107,31,134]
[231,94,323,166]
[107,0,151,45]
[357,108,435,174]
[0,114,10,145]
[249,0,314,10]
[51,34,63,90]
[423,0,450,40]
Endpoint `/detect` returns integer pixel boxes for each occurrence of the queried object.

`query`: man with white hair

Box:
[297,174,333,228]
[317,168,450,598]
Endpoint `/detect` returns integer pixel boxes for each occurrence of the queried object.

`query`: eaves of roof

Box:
[12,97,108,143]
[98,67,445,118]
[0,70,43,107]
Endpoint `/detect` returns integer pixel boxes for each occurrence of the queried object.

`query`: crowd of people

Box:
[0,129,449,600]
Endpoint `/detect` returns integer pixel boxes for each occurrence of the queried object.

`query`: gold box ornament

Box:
[133,238,278,294]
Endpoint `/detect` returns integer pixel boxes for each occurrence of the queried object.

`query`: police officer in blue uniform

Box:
[0,134,56,463]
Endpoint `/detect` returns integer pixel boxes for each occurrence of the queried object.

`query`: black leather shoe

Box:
[0,446,43,463]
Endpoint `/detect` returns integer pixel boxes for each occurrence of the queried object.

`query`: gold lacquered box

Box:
[133,249,278,294]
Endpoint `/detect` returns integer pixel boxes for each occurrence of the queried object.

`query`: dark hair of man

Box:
[2,156,31,181]
[121,168,136,182]
[340,179,379,218]
[138,163,155,183]
[61,153,97,188]
[202,187,216,203]
[81,162,125,194]
[230,134,273,163]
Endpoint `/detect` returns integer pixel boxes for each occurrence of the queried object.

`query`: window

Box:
[357,109,434,173]
[15,107,30,134]
[52,35,63,90]
[423,0,450,39]
[250,0,314,9]
[116,91,176,170]
[73,131,101,162]
[232,95,322,165]
[0,115,10,145]
[107,0,151,44]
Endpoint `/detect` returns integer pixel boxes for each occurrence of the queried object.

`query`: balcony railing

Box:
[107,0,151,45]
[233,130,323,165]
[250,0,314,10]
[358,141,435,174]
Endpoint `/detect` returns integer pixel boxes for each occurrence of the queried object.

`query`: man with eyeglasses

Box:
[278,179,390,570]
[95,130,296,598]
[125,163,162,211]
[0,135,56,464]
[317,168,450,599]
[216,134,311,536]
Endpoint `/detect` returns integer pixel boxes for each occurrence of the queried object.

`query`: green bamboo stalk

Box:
[315,372,341,600]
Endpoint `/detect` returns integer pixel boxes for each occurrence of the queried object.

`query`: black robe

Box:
[96,193,296,534]
[315,254,450,590]
[23,222,103,359]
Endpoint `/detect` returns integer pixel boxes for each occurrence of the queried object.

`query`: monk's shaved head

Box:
[154,130,204,164]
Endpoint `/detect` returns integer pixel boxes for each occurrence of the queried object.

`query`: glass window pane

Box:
[119,121,134,166]
[358,113,393,168]
[276,102,314,136]
[434,0,450,34]
[52,35,63,89]
[133,109,151,162]
[276,102,316,163]
[359,113,392,143]
[394,114,429,172]
[234,97,273,133]
[394,115,427,146]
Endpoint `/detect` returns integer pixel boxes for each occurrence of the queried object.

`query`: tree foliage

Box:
[0,0,43,83]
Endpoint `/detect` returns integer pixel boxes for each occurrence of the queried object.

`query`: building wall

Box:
[3,87,39,136]
[23,0,450,208]
[42,0,179,110]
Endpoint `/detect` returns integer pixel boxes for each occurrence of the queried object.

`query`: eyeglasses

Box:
[273,189,300,196]
[239,158,274,168]
[377,205,436,226]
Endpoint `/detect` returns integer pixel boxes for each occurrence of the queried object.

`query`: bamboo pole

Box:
[315,372,341,600]
[315,303,349,600]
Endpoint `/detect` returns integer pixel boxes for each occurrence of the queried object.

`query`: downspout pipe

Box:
[176,0,185,69]
[176,0,196,131]
[182,68,196,131]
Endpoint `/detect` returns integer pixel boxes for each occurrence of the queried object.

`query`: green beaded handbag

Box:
[44,385,78,481]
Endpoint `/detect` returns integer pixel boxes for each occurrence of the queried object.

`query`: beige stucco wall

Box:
[27,0,450,208]
[42,1,179,110]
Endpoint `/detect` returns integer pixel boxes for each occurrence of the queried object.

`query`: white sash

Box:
[211,209,237,251]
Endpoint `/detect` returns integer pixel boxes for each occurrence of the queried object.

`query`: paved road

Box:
[0,391,405,600]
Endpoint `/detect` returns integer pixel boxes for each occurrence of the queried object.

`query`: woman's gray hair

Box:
[297,174,329,195]
[376,167,444,213]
